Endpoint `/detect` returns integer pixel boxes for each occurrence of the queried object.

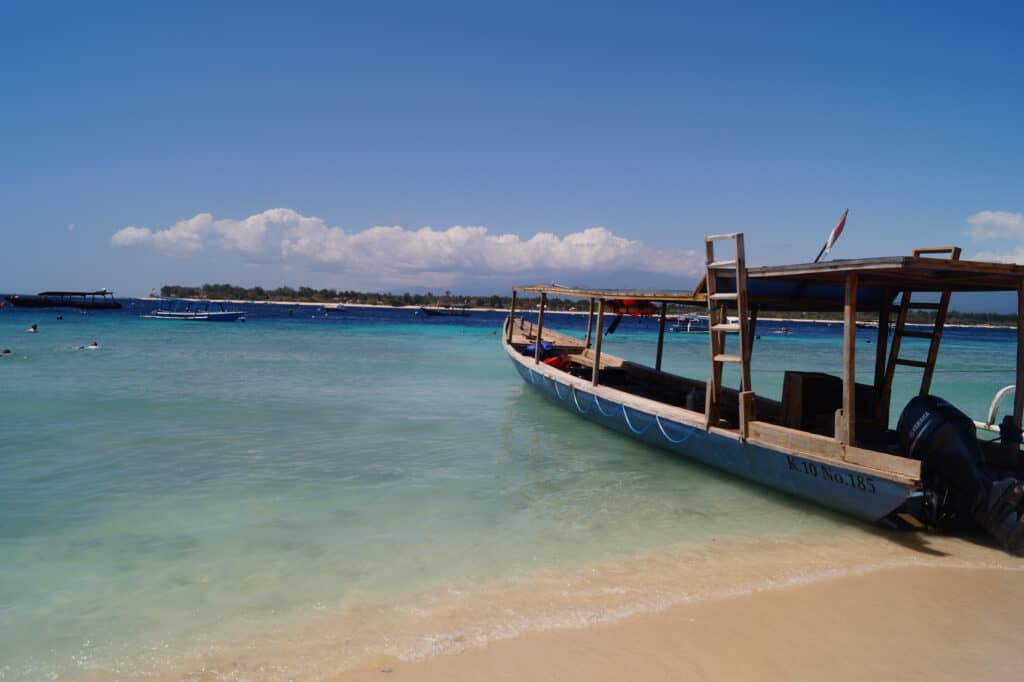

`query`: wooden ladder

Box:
[881,246,962,410]
[704,232,753,431]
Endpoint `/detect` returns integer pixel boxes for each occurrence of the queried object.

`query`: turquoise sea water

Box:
[0,305,1019,679]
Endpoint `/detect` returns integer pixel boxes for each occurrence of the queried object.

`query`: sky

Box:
[1,1,1022,308]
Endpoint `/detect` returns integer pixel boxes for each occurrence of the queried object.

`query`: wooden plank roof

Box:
[514,253,1024,312]
[512,284,701,304]
[36,290,114,296]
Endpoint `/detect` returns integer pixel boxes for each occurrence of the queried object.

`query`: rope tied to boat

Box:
[571,387,594,415]
[593,395,618,418]
[622,404,654,435]
[655,415,697,445]
[553,380,569,401]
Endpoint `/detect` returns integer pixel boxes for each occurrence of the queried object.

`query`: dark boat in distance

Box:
[4,289,122,309]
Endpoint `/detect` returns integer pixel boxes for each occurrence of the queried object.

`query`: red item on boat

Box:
[543,355,571,370]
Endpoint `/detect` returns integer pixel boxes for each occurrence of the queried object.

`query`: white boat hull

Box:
[143,311,244,321]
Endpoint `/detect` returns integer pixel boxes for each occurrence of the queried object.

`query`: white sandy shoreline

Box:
[335,563,1024,682]
[106,530,1024,682]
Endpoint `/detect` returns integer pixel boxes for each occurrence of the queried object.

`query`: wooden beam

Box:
[1016,282,1024,428]
[655,302,667,371]
[584,297,595,349]
[882,291,910,421]
[842,272,858,445]
[507,290,517,344]
[735,233,752,394]
[592,299,606,386]
[873,292,890,427]
[920,289,950,396]
[534,292,546,364]
[744,305,758,369]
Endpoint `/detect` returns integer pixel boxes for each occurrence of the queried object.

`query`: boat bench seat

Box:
[566,352,624,370]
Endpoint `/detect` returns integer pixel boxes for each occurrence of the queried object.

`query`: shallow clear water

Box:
[0,305,1018,679]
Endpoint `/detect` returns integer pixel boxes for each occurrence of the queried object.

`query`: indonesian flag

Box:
[816,209,849,262]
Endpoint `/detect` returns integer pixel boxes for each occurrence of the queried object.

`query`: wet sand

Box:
[80,528,1024,681]
[336,564,1024,682]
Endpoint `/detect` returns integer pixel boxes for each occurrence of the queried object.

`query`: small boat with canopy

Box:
[143,300,245,322]
[503,233,1024,554]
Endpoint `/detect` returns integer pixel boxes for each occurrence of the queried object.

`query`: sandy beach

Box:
[141,530,1024,682]
[336,562,1024,682]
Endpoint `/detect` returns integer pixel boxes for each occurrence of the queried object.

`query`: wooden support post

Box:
[584,298,595,349]
[842,272,858,446]
[1015,283,1024,428]
[874,293,891,428]
[739,305,758,435]
[507,290,517,343]
[744,305,758,367]
[873,293,889,391]
[739,391,755,439]
[534,293,546,365]
[735,233,752,395]
[920,289,951,396]
[655,302,667,371]
[592,299,605,386]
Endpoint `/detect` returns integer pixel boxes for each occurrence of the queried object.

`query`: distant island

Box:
[159,284,1018,327]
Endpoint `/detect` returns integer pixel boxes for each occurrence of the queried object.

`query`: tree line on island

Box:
[159,284,1018,326]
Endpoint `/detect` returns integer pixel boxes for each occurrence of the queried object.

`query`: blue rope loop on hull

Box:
[553,380,570,401]
[622,404,654,435]
[655,415,697,445]
[593,395,618,417]
[571,387,594,415]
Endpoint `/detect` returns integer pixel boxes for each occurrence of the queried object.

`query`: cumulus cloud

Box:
[967,210,1024,263]
[110,209,305,255]
[111,208,703,278]
[967,211,1024,240]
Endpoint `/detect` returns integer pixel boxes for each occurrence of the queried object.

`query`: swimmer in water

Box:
[27,323,37,333]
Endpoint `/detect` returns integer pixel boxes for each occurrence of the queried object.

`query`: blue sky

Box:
[2,1,1022,307]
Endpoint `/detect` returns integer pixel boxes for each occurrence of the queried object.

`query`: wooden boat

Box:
[143,300,245,322]
[503,234,1024,553]
[668,315,705,333]
[4,289,122,309]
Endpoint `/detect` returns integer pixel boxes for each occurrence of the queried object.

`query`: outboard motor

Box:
[897,395,1024,555]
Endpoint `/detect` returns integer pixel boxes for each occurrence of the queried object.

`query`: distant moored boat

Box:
[143,300,245,322]
[419,304,471,317]
[4,289,122,309]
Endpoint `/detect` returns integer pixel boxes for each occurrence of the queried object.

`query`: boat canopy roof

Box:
[37,289,114,296]
[515,252,1024,313]
[513,284,698,303]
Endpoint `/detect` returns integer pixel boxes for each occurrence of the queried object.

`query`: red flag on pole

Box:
[815,209,849,263]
